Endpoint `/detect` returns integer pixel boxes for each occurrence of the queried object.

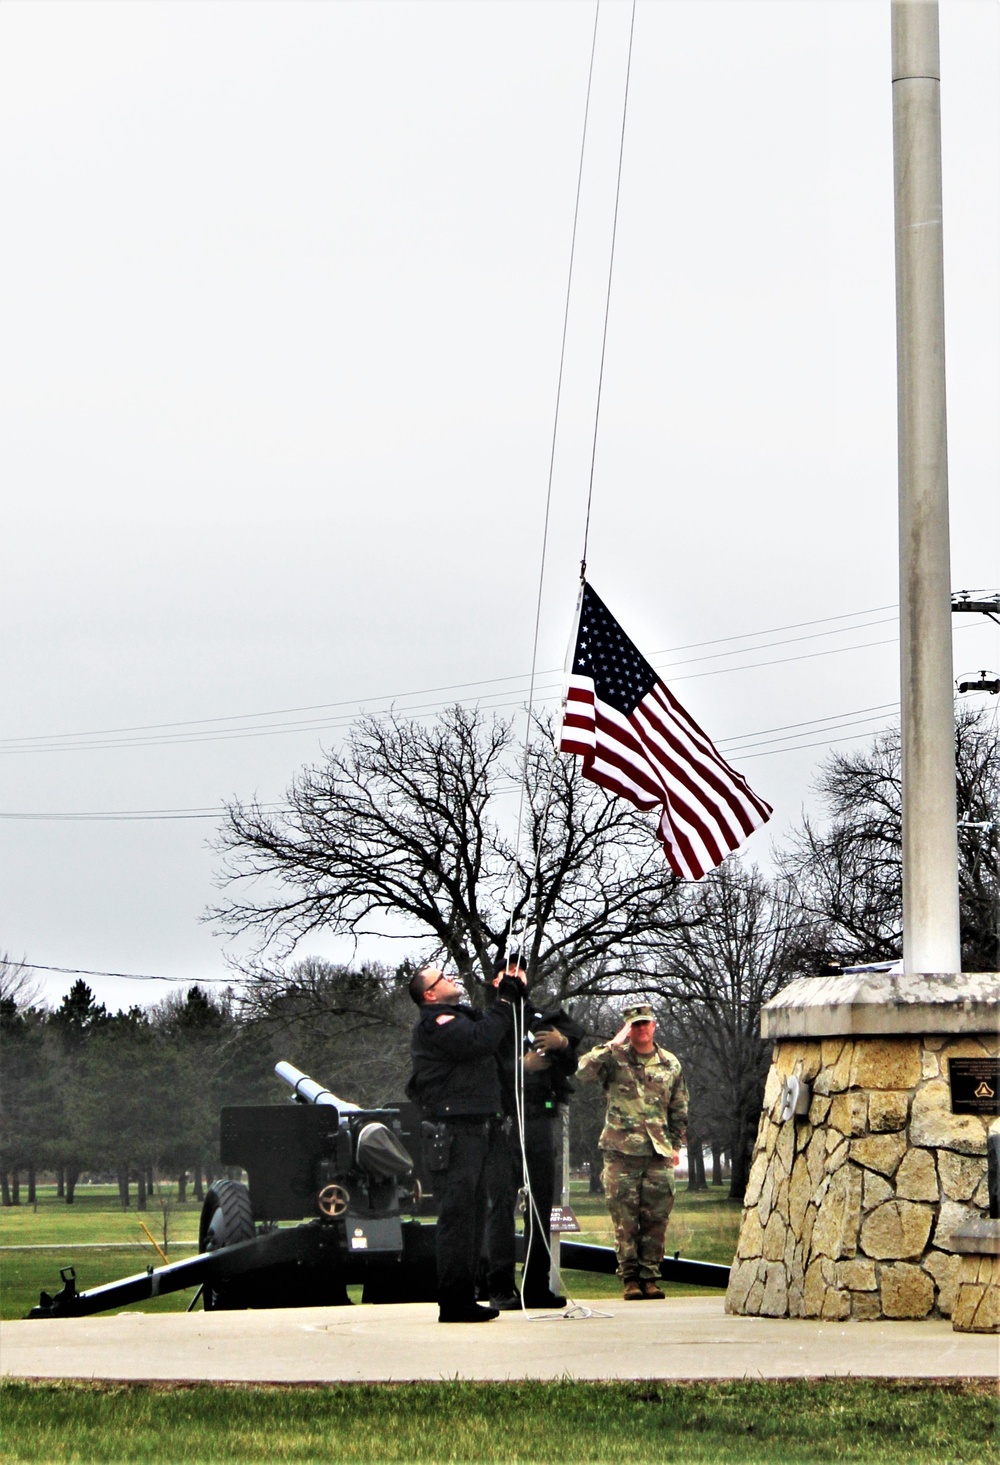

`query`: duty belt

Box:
[431,1114,496,1128]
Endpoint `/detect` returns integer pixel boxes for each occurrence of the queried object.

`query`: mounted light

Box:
[956,670,1000,695]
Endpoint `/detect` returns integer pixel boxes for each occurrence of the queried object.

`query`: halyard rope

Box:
[580,0,637,581]
[499,0,637,1322]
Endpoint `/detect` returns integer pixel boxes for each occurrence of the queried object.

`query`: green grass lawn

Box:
[0,1186,205,1319]
[0,1379,995,1464]
[569,1184,742,1264]
[3,1191,993,1463]
[2,1182,740,1319]
[0,1186,203,1247]
[1,1246,202,1320]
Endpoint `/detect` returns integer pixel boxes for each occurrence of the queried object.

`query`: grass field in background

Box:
[1,1183,739,1319]
[0,1187,203,1247]
[1,1379,996,1464]
[570,1186,742,1265]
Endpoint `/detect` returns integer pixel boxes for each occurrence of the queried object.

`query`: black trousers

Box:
[485,1111,557,1302]
[434,1121,491,1306]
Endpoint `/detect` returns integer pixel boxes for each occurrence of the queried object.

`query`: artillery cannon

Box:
[29,1063,438,1318]
[28,1062,730,1318]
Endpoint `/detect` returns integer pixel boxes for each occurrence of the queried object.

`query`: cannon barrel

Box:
[274,1060,360,1112]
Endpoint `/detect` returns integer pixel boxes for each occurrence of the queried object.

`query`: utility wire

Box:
[16,961,234,985]
[0,600,901,750]
[0,602,899,750]
[0,704,901,819]
[0,617,920,756]
[717,701,899,747]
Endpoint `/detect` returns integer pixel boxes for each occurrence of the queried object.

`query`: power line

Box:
[716,701,899,748]
[741,727,898,761]
[0,808,223,821]
[19,690,992,816]
[17,961,235,985]
[0,622,911,756]
[0,703,904,820]
[0,601,899,751]
[0,803,286,822]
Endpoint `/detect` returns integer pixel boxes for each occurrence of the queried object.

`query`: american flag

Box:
[557,583,772,880]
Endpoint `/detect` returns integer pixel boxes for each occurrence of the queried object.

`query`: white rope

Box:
[495,0,602,1302]
[497,0,638,1325]
[508,982,614,1321]
[500,0,601,946]
[580,0,637,578]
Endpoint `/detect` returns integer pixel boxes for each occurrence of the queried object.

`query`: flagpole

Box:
[891,0,961,976]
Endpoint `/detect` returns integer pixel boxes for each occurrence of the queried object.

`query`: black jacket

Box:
[407,1001,513,1119]
[494,1003,584,1118]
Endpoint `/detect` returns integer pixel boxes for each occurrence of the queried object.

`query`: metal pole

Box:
[549,1106,570,1294]
[892,0,961,974]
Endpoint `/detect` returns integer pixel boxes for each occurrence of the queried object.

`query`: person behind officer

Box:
[406,962,526,1323]
[576,1002,688,1300]
[482,953,584,1310]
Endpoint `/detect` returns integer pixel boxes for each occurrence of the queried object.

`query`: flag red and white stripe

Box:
[557,583,772,879]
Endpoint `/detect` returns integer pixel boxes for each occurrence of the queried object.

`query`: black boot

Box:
[438,1288,500,1323]
[522,1289,566,1309]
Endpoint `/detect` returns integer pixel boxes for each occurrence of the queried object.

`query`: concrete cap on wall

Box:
[760,970,1000,1039]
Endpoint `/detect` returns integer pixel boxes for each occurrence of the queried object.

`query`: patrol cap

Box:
[622,1002,655,1025]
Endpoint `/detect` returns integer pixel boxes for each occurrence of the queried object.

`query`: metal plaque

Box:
[948,1057,1000,1116]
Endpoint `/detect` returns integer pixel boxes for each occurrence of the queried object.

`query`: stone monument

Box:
[725,970,998,1322]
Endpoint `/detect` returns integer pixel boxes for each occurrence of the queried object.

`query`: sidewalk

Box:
[2,1298,996,1382]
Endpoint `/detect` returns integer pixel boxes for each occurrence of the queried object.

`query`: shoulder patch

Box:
[435,1013,456,1025]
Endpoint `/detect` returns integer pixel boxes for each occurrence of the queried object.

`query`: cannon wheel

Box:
[199,1180,255,1310]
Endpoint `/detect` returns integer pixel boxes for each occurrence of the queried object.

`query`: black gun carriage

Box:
[28,1062,729,1318]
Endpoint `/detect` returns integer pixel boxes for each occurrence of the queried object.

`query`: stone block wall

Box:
[953,1254,1000,1332]
[725,1033,998,1321]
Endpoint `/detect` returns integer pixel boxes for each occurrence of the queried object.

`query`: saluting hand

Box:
[609,1021,632,1049]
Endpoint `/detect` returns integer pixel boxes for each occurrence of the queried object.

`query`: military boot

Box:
[640,1280,665,1300]
[438,1287,500,1323]
[622,1279,644,1301]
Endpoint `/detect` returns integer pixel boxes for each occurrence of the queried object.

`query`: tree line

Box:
[3,704,995,1207]
[0,970,270,1209]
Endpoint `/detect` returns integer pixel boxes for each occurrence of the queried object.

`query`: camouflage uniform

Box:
[577,1035,688,1282]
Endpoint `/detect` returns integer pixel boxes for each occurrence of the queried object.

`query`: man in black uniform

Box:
[407,962,526,1323]
[483,954,584,1310]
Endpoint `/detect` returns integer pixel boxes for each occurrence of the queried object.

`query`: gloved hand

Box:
[534,1027,568,1053]
[496,972,527,1005]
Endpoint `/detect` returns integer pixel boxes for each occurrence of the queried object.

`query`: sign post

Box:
[549,1106,571,1294]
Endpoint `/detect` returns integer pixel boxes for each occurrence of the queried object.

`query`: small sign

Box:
[350,1236,368,1249]
[949,1058,1000,1116]
[549,1206,581,1233]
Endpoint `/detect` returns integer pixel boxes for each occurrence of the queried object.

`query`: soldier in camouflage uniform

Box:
[577,1002,688,1300]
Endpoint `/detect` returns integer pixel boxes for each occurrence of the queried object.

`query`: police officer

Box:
[406,962,526,1322]
[483,954,583,1309]
[577,1002,688,1300]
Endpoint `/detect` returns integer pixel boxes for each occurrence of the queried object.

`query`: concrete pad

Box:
[2,1299,997,1382]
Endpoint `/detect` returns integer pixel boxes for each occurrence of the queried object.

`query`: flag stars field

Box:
[560,583,773,881]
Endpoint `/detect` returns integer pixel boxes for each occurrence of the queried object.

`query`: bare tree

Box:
[651,862,814,1198]
[235,959,417,1108]
[211,706,684,1002]
[0,953,41,1011]
[782,706,999,970]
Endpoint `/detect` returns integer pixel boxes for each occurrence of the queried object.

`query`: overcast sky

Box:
[2,0,997,1011]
